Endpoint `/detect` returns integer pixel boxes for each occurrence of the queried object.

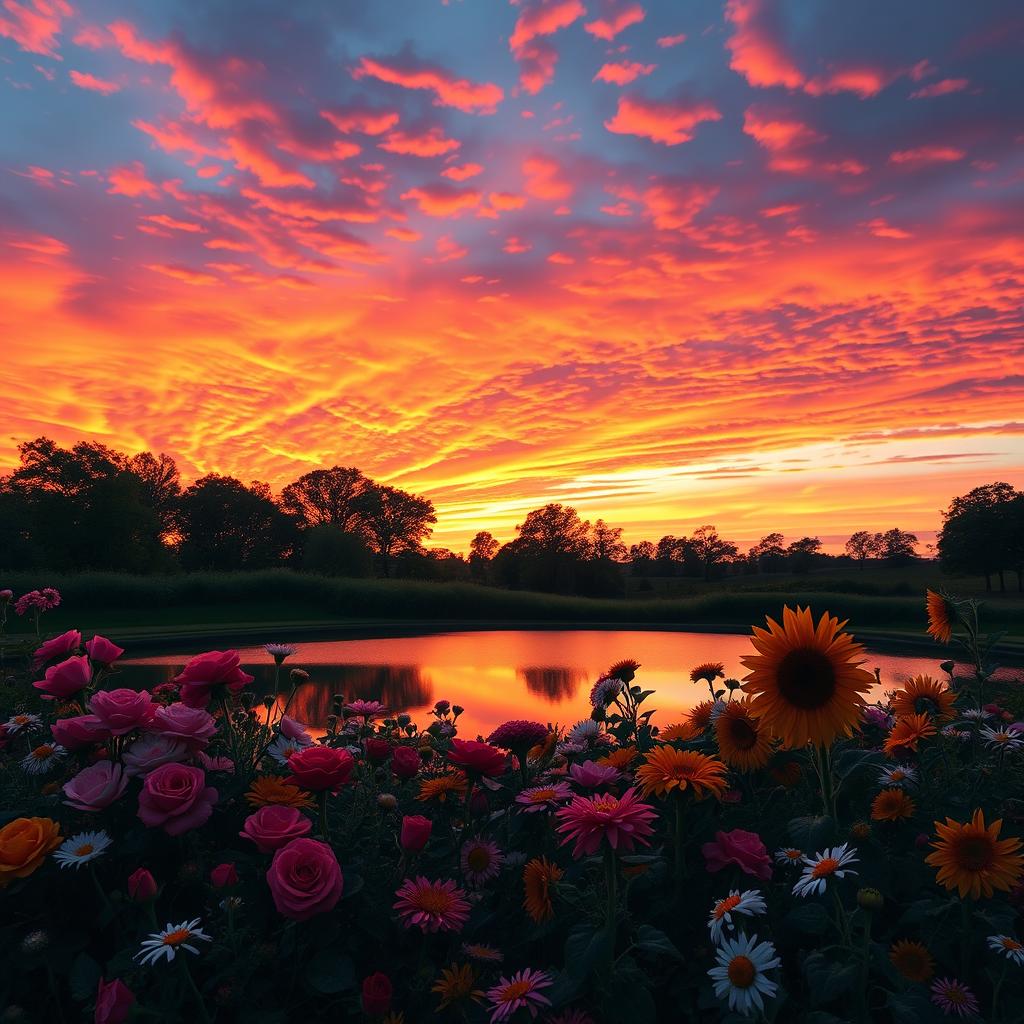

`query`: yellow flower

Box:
[432,963,482,1010]
[245,776,315,809]
[892,675,956,722]
[417,771,468,803]
[925,809,1024,899]
[635,747,727,800]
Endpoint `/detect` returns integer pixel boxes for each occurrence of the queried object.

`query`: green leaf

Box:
[304,949,355,994]
[887,989,932,1024]
[803,952,859,1005]
[833,749,884,783]
[784,902,830,934]
[564,924,613,979]
[68,952,101,1002]
[788,815,836,850]
[635,925,683,960]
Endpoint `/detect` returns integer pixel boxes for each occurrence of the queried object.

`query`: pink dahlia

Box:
[702,829,773,881]
[569,760,622,789]
[344,699,386,719]
[485,968,552,1023]
[393,877,470,933]
[515,782,573,813]
[555,787,658,858]
[447,739,507,777]
[930,977,978,1018]
[487,720,548,752]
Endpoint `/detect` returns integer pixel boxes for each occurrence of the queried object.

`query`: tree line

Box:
[1,438,1019,595]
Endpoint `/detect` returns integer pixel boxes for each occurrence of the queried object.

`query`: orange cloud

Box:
[442,163,484,181]
[351,56,503,114]
[522,154,573,201]
[106,161,160,198]
[320,108,400,135]
[584,4,645,41]
[890,145,966,165]
[400,183,481,216]
[910,78,970,99]
[725,0,804,90]
[657,33,686,48]
[69,69,121,94]
[488,192,527,211]
[0,0,71,58]
[605,95,721,145]
[378,127,460,157]
[510,0,585,94]
[864,218,913,239]
[593,61,656,85]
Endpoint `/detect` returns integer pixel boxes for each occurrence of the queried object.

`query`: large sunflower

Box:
[925,590,956,644]
[740,606,875,749]
[523,856,563,923]
[714,699,774,771]
[925,809,1024,899]
[635,747,727,800]
[892,675,956,723]
[889,940,934,983]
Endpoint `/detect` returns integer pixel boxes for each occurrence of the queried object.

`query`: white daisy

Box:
[878,764,918,787]
[980,725,1024,751]
[987,935,1024,966]
[962,708,991,721]
[135,918,212,966]
[708,933,781,1016]
[53,831,112,870]
[589,676,623,708]
[774,847,805,867]
[941,725,971,742]
[267,734,311,766]
[21,742,67,774]
[568,719,601,743]
[5,713,42,734]
[708,699,728,722]
[708,889,767,944]
[793,844,859,898]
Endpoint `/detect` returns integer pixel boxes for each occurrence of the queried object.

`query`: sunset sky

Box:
[2,0,1022,553]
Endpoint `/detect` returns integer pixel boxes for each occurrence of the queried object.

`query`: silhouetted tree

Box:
[691,525,738,581]
[590,519,628,562]
[301,525,373,577]
[359,484,437,576]
[469,530,500,583]
[938,482,1020,591]
[628,540,656,576]
[127,451,181,541]
[786,536,822,574]
[878,528,918,565]
[747,533,786,573]
[281,467,373,532]
[844,530,881,569]
[495,503,592,593]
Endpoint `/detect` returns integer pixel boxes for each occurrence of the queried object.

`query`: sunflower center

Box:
[811,857,840,879]
[913,696,937,715]
[162,928,193,946]
[467,847,491,872]
[955,834,995,872]
[727,955,756,988]
[74,843,94,856]
[714,895,742,919]
[727,717,758,750]
[776,649,837,710]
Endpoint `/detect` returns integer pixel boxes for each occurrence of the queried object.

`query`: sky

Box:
[1,0,1022,554]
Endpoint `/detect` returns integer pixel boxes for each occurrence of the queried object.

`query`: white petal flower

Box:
[21,742,67,774]
[53,831,112,870]
[135,918,212,966]
[707,889,767,944]
[708,933,781,1016]
[793,844,859,898]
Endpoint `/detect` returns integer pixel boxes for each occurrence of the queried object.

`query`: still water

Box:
[120,629,1015,737]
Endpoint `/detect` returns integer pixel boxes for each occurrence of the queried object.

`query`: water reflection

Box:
[517,666,588,701]
[285,665,432,725]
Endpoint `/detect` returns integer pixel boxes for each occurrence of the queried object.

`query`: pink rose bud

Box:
[127,867,157,902]
[94,977,135,1024]
[400,814,432,852]
[32,629,82,668]
[85,635,125,667]
[210,862,238,888]
[391,745,421,780]
[361,972,393,1016]
[0,589,13,602]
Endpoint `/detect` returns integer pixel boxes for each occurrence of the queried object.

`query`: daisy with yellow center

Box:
[5,713,41,734]
[523,856,564,924]
[741,606,875,750]
[714,699,774,771]
[926,589,957,644]
[417,771,469,803]
[892,675,956,722]
[871,788,916,823]
[135,918,212,966]
[774,847,804,866]
[925,809,1024,899]
[53,830,111,870]
[707,889,767,943]
[889,939,934,982]
[245,775,315,808]
[792,844,858,898]
[987,934,1024,966]
[432,963,483,1010]
[635,747,727,800]
[20,743,67,775]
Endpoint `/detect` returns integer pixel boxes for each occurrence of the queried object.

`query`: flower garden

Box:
[1,585,1023,1023]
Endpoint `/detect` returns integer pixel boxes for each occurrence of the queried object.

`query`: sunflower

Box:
[741,606,875,749]
[926,590,956,644]
[417,771,469,803]
[687,700,719,732]
[596,746,638,770]
[245,776,315,809]
[523,857,563,924]
[892,675,956,723]
[871,789,916,823]
[925,809,1024,899]
[714,699,774,771]
[660,721,699,743]
[889,940,934,983]
[635,747,727,800]
[691,662,725,684]
[432,963,483,1010]
[883,714,936,757]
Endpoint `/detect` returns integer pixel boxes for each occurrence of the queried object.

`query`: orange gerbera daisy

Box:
[741,606,875,749]
[690,662,725,684]
[245,776,315,809]
[714,699,774,771]
[660,721,699,743]
[926,590,956,644]
[597,745,638,770]
[417,771,469,803]
[871,788,916,822]
[889,940,934,983]
[883,713,936,757]
[432,963,483,1010]
[635,746,727,800]
[523,856,563,924]
[925,809,1024,899]
[687,699,718,732]
[892,675,956,723]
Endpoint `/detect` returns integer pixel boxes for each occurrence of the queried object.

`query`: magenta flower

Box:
[344,699,386,719]
[137,763,218,836]
[930,977,979,1017]
[63,761,129,812]
[393,877,470,933]
[50,714,110,750]
[516,781,574,812]
[150,703,218,749]
[85,635,125,667]
[702,829,773,881]
[461,837,504,886]
[555,787,658,858]
[487,719,548,752]
[173,650,254,709]
[33,655,92,700]
[32,629,81,668]
[88,688,157,735]
[485,968,553,1023]
[569,760,623,789]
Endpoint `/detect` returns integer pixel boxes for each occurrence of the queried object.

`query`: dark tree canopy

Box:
[281,467,373,532]
[938,482,1021,591]
[358,484,437,574]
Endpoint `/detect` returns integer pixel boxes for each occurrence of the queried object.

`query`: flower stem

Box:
[604,845,618,957]
[179,956,212,1024]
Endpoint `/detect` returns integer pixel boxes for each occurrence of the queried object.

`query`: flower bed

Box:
[0,587,1022,1022]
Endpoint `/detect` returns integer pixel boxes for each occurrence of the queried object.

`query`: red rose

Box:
[33,655,92,701]
[266,838,343,921]
[701,829,773,880]
[85,635,124,668]
[361,972,393,1016]
[447,739,507,777]
[94,977,134,1024]
[88,688,157,736]
[240,805,312,854]
[210,862,238,887]
[173,650,254,709]
[286,746,355,792]
[127,867,157,902]
[50,714,110,751]
[391,746,421,780]
[137,763,218,836]
[400,815,432,852]
[365,738,392,763]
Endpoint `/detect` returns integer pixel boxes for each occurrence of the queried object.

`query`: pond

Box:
[120,629,1021,737]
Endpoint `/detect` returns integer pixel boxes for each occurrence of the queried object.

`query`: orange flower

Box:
[871,788,916,822]
[925,809,1024,899]
[926,589,956,644]
[686,700,718,732]
[883,713,936,757]
[659,721,699,743]
[245,776,315,809]
[690,662,725,684]
[432,963,483,1010]
[523,856,563,923]
[889,940,934,982]
[417,771,469,803]
[0,817,62,886]
[597,745,638,770]
[892,675,956,723]
[635,746,727,800]
[741,606,875,749]
[714,699,774,771]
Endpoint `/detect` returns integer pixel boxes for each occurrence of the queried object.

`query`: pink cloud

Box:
[442,163,483,181]
[514,40,560,95]
[743,106,823,153]
[510,0,585,95]
[640,180,718,229]
[547,251,575,264]
[522,154,573,201]
[604,95,721,145]
[69,70,121,94]
[889,145,966,165]
[196,164,222,179]
[593,61,656,85]
[321,107,401,135]
[864,218,913,239]
[725,0,804,90]
[378,127,460,157]
[584,4,645,41]
[106,161,160,198]
[805,66,894,99]
[910,78,970,99]
[145,263,219,286]
[386,226,421,242]
[400,183,481,216]
[225,134,315,189]
[0,0,71,58]
[351,56,503,114]
[503,236,532,253]
[657,33,686,48]
[142,214,205,233]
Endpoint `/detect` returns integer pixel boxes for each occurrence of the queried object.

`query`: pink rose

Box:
[150,702,218,749]
[33,629,81,668]
[365,738,393,763]
[173,650,254,709]
[400,815,432,852]
[701,829,773,880]
[391,745,421,780]
[51,714,110,750]
[447,739,507,777]
[85,635,125,667]
[63,761,129,812]
[241,805,312,854]
[94,977,134,1024]
[89,688,156,735]
[280,715,312,743]
[127,868,157,902]
[123,733,190,777]
[33,655,92,700]
[137,763,218,836]
[286,746,355,792]
[210,862,238,888]
[266,838,343,921]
